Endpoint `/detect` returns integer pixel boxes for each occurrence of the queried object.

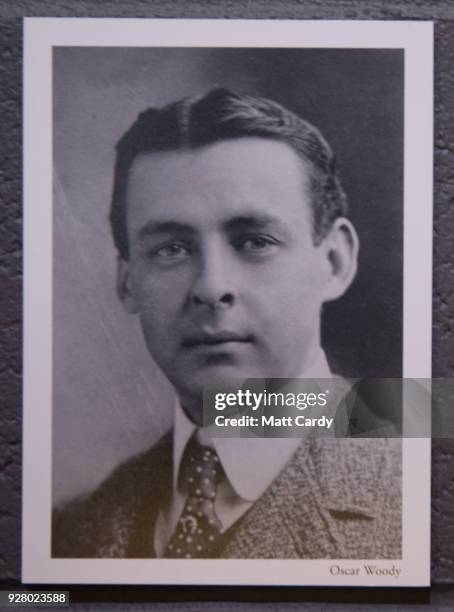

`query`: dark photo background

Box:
[53,47,403,505]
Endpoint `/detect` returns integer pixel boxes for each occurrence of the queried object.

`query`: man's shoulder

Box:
[52,431,173,558]
[309,436,401,470]
[282,436,401,513]
[223,437,401,559]
[295,437,401,558]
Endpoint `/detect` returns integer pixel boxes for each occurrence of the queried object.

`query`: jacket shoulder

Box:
[307,437,402,558]
[52,432,172,558]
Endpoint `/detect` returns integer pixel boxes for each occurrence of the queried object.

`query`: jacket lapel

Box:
[221,439,379,559]
[124,433,173,558]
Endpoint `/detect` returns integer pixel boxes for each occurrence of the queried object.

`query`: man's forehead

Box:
[128,137,310,187]
[125,137,313,231]
[136,211,293,241]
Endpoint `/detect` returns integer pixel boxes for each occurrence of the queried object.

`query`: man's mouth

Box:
[182,330,254,348]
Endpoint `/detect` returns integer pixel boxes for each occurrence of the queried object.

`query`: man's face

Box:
[120,137,334,414]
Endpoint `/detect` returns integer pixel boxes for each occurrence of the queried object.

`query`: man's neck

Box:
[177,347,331,427]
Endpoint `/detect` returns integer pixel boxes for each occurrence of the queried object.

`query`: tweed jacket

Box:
[52,433,401,559]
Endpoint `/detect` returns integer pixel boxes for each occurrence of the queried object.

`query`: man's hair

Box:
[110,87,348,260]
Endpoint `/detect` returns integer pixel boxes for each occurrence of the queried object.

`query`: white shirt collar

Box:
[172,349,332,503]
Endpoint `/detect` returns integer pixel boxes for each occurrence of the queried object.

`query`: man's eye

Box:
[237,236,279,253]
[151,243,190,260]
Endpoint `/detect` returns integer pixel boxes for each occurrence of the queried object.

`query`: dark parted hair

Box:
[110,87,348,261]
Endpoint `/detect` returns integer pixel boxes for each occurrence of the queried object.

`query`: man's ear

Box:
[117,257,139,314]
[321,217,359,302]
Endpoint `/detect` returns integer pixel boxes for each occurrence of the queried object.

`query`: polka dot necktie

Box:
[164,437,223,559]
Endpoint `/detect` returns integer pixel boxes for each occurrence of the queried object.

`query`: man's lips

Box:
[181,331,254,348]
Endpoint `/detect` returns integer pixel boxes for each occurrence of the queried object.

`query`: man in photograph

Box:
[52,88,401,559]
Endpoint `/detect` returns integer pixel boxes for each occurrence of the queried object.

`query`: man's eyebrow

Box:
[138,220,196,240]
[223,213,289,233]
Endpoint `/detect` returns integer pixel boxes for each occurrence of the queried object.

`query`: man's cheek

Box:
[134,278,182,311]
[141,273,191,305]
[139,302,177,333]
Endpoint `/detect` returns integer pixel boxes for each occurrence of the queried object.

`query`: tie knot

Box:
[180,438,222,499]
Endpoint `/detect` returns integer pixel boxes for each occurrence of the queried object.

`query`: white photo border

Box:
[23,18,433,586]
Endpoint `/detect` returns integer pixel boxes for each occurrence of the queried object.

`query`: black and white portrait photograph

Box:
[22,19,432,586]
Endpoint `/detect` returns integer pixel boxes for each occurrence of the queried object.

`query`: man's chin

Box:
[171,361,263,399]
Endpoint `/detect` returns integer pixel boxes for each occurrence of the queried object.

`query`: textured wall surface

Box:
[0,1,453,609]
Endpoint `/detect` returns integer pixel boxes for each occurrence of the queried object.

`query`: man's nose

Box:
[189,248,236,310]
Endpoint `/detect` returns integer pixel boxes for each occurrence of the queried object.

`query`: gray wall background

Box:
[0,1,453,609]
